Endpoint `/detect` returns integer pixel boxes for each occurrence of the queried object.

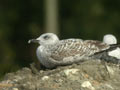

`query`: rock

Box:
[42,76,49,81]
[63,69,79,76]
[0,60,120,90]
[106,65,114,75]
[12,88,19,90]
[81,81,95,90]
[63,69,80,81]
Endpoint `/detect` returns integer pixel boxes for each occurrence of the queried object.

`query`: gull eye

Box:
[43,35,49,40]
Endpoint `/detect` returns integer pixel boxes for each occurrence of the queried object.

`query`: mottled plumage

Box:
[49,39,109,61]
[28,33,119,68]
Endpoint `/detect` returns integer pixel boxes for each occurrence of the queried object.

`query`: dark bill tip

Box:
[28,39,39,44]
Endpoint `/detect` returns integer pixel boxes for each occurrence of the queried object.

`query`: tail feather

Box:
[91,44,120,64]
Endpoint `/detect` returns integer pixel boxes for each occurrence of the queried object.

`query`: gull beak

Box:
[28,39,39,44]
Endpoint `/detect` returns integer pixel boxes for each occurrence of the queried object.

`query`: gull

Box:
[103,34,120,60]
[103,34,117,45]
[28,33,118,68]
[92,34,120,64]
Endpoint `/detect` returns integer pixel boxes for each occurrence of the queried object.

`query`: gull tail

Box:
[91,44,120,64]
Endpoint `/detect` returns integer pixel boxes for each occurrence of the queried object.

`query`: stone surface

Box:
[0,59,120,90]
[81,81,95,90]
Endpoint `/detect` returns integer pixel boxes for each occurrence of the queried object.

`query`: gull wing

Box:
[49,39,109,61]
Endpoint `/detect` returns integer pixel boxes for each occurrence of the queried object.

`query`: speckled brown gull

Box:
[28,33,111,68]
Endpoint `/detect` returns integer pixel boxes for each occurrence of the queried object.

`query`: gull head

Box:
[28,33,59,46]
[103,34,117,45]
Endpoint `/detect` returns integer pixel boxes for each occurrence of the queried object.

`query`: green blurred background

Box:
[0,0,120,78]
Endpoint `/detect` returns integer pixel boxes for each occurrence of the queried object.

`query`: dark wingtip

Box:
[110,43,120,48]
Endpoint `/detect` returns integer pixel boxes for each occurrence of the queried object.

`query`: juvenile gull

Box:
[92,34,120,63]
[28,33,118,68]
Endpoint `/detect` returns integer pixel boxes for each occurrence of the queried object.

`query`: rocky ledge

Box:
[0,60,120,90]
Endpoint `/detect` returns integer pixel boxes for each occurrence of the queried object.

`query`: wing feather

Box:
[49,39,109,61]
